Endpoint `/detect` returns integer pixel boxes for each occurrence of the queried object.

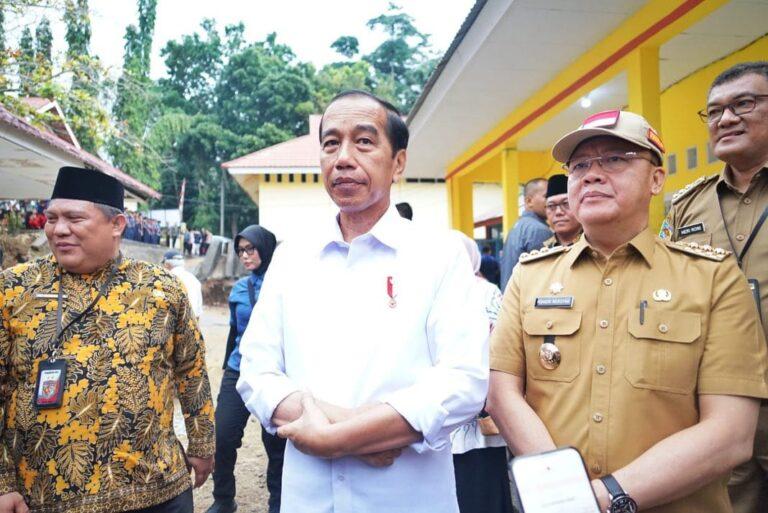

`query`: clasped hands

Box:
[277,393,403,467]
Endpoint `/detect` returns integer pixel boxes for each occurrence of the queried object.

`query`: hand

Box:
[0,492,28,513]
[188,456,214,488]
[358,448,403,467]
[278,394,336,458]
[592,479,610,512]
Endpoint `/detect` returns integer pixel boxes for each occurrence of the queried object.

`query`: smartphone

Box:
[511,446,601,513]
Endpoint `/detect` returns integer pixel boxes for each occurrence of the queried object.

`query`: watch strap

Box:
[600,474,625,499]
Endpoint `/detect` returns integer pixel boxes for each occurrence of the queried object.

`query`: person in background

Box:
[207,225,284,513]
[450,231,512,513]
[162,250,204,319]
[499,178,551,290]
[542,174,582,248]
[395,201,413,220]
[480,245,501,287]
[660,61,768,513]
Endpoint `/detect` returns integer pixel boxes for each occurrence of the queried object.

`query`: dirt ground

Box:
[188,305,271,513]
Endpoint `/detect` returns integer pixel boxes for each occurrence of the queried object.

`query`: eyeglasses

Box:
[563,151,655,177]
[236,245,257,256]
[698,94,768,124]
[546,200,570,213]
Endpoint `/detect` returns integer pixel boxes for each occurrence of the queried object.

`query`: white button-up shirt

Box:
[237,207,489,513]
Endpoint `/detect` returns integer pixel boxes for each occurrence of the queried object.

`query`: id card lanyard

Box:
[35,258,119,409]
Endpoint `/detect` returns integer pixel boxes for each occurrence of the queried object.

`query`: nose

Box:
[335,140,355,170]
[717,106,741,128]
[52,219,71,237]
[581,163,606,185]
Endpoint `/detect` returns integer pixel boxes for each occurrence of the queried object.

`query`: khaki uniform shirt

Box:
[491,228,768,513]
[661,165,768,341]
[0,256,215,513]
[542,232,582,249]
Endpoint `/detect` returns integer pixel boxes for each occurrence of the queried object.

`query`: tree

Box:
[331,35,359,59]
[18,26,34,95]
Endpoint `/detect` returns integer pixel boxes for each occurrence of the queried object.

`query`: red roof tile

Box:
[223,115,321,170]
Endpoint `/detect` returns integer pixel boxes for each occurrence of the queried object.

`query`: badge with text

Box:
[34,359,67,409]
[535,296,574,309]
[677,222,705,238]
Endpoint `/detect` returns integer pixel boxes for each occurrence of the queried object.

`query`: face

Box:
[525,182,547,218]
[707,73,768,165]
[567,137,665,229]
[237,239,262,271]
[545,193,580,237]
[320,96,406,219]
[44,199,126,274]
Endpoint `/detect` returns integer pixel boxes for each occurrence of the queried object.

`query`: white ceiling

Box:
[407,0,768,178]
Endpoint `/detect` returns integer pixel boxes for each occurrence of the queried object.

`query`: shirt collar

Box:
[318,205,403,254]
[564,227,655,268]
[522,210,547,224]
[718,163,768,192]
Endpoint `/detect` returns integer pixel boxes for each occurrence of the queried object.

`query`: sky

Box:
[15,0,476,79]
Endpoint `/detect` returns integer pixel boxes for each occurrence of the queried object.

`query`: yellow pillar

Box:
[627,46,665,231]
[501,149,521,235]
[447,175,473,235]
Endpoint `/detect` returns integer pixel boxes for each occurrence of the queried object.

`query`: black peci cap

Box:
[51,166,124,210]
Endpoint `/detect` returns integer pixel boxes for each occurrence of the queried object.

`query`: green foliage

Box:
[331,35,359,59]
[64,0,91,59]
[18,26,34,95]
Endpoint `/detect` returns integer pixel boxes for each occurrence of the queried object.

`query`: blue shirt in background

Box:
[227,272,264,371]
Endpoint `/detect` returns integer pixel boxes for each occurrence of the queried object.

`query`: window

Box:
[289,173,294,183]
[313,174,319,183]
[264,174,271,183]
[277,174,283,183]
[667,154,677,175]
[686,147,698,170]
[301,173,307,183]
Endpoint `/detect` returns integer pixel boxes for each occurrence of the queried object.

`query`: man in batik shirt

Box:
[0,167,214,513]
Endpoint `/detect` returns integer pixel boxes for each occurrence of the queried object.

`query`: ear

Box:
[392,149,407,183]
[112,213,128,238]
[649,165,666,196]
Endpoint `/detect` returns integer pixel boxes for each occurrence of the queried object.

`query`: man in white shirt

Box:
[163,250,204,319]
[236,90,489,513]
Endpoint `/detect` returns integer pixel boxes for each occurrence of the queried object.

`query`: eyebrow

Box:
[707,92,760,106]
[320,124,380,140]
[44,208,88,217]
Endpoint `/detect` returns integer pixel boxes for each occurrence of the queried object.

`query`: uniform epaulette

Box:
[671,174,718,204]
[665,240,731,262]
[518,245,569,264]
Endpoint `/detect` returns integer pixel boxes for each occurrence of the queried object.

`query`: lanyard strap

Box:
[717,191,768,268]
[53,259,120,360]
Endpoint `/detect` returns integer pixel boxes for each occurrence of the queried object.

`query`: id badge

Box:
[748,279,762,323]
[34,359,67,409]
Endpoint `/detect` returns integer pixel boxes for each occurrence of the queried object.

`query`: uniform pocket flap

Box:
[628,310,701,343]
[523,309,582,336]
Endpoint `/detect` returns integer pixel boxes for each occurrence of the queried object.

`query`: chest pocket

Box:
[522,309,582,382]
[626,309,702,394]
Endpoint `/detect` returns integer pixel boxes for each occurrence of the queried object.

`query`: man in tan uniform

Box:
[661,61,768,513]
[488,109,768,513]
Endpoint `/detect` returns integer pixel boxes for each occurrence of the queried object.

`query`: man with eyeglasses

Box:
[487,109,768,513]
[542,174,581,249]
[660,61,768,513]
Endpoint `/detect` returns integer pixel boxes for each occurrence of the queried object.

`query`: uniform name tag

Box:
[34,359,67,409]
[535,296,574,309]
[678,223,705,238]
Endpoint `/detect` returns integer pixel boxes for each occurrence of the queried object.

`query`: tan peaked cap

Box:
[552,109,665,163]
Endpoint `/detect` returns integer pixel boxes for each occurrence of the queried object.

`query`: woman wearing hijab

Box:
[449,231,513,513]
[207,225,285,513]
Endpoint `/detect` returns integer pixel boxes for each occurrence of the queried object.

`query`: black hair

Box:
[319,90,409,156]
[710,61,768,93]
[395,202,413,220]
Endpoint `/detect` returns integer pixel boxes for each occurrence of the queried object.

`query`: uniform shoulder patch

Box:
[665,240,731,262]
[518,245,569,264]
[671,174,718,204]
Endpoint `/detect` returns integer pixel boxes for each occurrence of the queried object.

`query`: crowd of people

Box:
[0,61,766,513]
[0,200,48,231]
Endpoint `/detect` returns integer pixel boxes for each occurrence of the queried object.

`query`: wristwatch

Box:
[600,474,637,513]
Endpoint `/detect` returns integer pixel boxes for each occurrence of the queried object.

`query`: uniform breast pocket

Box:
[522,309,582,382]
[626,310,702,394]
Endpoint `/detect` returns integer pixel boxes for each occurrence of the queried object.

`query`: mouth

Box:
[55,242,78,250]
[717,130,745,142]
[580,191,611,202]
[332,177,364,187]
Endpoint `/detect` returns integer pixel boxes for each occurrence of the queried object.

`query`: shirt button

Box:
[736,234,746,241]
[596,364,607,375]
[603,278,613,286]
[545,321,553,329]
[658,324,669,334]
[338,475,345,482]
[744,198,752,205]
[592,413,604,423]
[599,319,609,329]
[591,463,602,475]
